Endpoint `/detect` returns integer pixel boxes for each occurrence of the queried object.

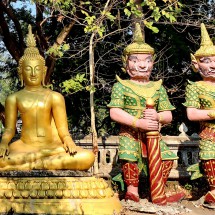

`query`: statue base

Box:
[0,170,122,215]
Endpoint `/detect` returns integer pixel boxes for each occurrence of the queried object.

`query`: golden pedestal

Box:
[0,171,122,214]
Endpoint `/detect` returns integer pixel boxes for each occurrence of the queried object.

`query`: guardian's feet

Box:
[203,191,215,209]
[125,191,140,202]
[166,191,185,203]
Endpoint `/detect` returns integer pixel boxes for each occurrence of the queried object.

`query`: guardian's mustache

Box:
[135,65,149,72]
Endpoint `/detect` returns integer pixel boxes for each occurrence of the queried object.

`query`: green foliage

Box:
[125,0,143,18]
[124,0,183,33]
[144,20,159,33]
[60,73,87,94]
[85,85,96,93]
[33,0,74,12]
[0,55,19,104]
[81,9,105,36]
[1,0,214,137]
[81,2,115,37]
[102,11,116,22]
[47,43,70,58]
[0,71,19,104]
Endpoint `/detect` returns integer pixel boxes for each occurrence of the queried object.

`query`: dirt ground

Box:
[119,199,215,215]
[113,178,215,215]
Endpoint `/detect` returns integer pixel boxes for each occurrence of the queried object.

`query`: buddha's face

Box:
[193,56,215,81]
[126,53,154,81]
[21,59,45,86]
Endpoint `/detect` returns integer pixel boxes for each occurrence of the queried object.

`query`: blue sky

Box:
[12,0,36,16]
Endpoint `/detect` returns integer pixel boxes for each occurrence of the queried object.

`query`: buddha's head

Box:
[191,23,215,80]
[18,25,47,87]
[122,23,155,81]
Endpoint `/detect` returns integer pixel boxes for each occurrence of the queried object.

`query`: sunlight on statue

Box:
[184,23,215,208]
[0,25,95,171]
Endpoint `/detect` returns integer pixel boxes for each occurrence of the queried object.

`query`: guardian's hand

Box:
[143,109,159,121]
[136,118,159,131]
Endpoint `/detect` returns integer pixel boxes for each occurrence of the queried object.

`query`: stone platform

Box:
[0,170,122,215]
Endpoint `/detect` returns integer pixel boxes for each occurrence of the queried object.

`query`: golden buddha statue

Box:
[0,25,95,171]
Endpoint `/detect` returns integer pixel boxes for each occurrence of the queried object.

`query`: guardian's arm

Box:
[110,107,159,131]
[187,107,215,121]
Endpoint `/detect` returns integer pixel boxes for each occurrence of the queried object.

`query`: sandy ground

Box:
[119,199,215,215]
[113,179,215,215]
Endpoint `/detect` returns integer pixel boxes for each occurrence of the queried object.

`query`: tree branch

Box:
[0,1,25,62]
[45,20,76,84]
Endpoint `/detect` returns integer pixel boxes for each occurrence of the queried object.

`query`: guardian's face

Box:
[126,53,154,81]
[196,56,215,80]
[21,59,45,86]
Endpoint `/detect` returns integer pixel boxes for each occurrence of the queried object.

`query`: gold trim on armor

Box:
[116,75,162,98]
[202,122,215,129]
[119,150,139,157]
[124,92,143,119]
[199,95,215,107]
[197,81,215,92]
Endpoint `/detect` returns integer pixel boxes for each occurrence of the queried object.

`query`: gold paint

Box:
[0,25,95,171]
[197,82,215,93]
[123,23,154,56]
[146,131,159,136]
[47,190,55,198]
[13,190,21,198]
[50,182,58,190]
[5,190,12,198]
[0,25,122,215]
[58,182,66,189]
[124,92,143,118]
[63,190,71,198]
[55,190,63,198]
[38,190,46,198]
[88,189,98,198]
[116,75,162,98]
[146,98,155,107]
[71,189,80,198]
[21,190,30,198]
[80,189,88,198]
[194,23,215,57]
[30,190,38,198]
[208,111,215,119]
[0,191,4,198]
[41,182,49,190]
[8,182,16,189]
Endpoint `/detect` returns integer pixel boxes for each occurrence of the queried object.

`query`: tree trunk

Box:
[89,32,99,174]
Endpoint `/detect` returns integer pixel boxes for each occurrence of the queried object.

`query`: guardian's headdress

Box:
[123,23,154,56]
[122,23,154,72]
[194,23,215,57]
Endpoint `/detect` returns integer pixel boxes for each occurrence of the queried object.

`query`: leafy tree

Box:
[0,0,214,139]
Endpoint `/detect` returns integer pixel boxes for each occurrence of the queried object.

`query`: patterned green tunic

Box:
[184,80,215,160]
[108,76,178,175]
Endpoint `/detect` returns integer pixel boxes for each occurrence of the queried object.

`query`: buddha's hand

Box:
[63,136,78,155]
[0,143,9,158]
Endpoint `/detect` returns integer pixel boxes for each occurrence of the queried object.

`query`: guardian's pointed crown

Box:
[123,23,154,56]
[194,23,215,57]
